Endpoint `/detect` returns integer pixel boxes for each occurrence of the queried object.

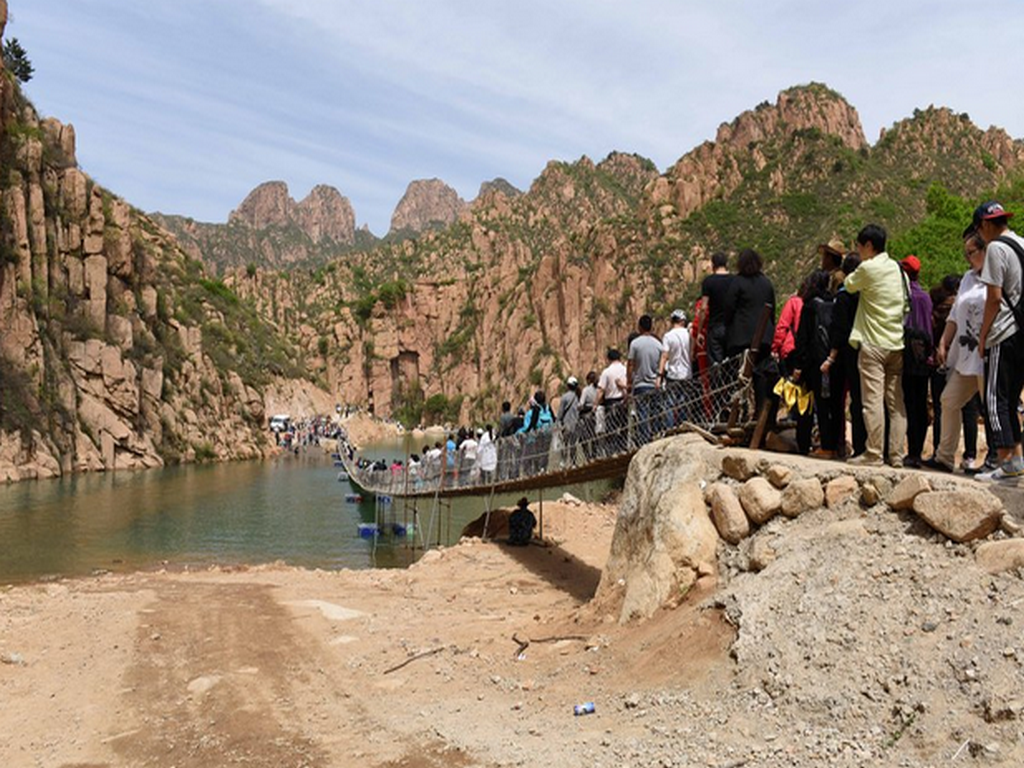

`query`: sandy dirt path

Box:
[0,500,734,768]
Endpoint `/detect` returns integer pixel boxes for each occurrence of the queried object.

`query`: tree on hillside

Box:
[3,37,33,83]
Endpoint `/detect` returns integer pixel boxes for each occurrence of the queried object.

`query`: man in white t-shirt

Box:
[596,348,627,455]
[660,309,693,427]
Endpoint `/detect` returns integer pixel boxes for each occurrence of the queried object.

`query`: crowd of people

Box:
[348,200,1024,491]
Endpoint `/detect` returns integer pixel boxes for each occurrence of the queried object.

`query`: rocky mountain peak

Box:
[477,177,521,200]
[294,185,356,245]
[389,178,466,235]
[716,83,867,152]
[229,181,294,230]
[227,181,356,245]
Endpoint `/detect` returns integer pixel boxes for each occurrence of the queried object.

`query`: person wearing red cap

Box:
[976,201,1024,479]
[900,254,934,468]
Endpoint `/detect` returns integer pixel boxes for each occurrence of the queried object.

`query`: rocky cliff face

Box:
[0,58,322,481]
[389,178,466,235]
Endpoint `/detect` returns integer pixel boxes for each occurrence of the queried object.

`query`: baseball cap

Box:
[566,375,578,387]
[973,200,1014,227]
[670,308,686,322]
[901,255,921,273]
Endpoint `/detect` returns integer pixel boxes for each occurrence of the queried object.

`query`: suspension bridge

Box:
[341,352,753,501]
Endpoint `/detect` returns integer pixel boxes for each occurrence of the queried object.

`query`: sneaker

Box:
[976,462,1024,481]
[902,456,921,469]
[922,457,954,473]
[847,454,883,468]
[887,457,904,469]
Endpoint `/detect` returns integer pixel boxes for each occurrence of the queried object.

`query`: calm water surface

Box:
[0,437,605,584]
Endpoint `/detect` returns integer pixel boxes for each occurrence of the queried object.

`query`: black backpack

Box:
[810,296,834,366]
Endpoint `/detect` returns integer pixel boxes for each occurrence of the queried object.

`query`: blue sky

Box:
[12,1,1024,235]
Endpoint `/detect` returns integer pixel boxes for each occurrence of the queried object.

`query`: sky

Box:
[11,1,1024,236]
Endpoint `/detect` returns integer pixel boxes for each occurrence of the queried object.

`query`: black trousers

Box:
[984,332,1024,450]
[903,372,931,460]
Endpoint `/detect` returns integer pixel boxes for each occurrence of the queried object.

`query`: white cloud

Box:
[13,0,1024,235]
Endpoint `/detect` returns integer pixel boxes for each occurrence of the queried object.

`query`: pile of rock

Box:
[597,435,1024,623]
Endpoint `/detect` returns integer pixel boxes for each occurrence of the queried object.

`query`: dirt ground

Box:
[2,478,1023,767]
[0,499,733,768]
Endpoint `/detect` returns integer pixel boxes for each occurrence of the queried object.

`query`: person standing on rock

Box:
[900,255,934,469]
[975,201,1024,480]
[824,253,865,457]
[628,314,663,448]
[844,224,908,468]
[926,232,988,472]
[701,252,733,365]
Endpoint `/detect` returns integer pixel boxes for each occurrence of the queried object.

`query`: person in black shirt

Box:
[700,252,733,365]
[724,249,776,429]
[823,253,865,457]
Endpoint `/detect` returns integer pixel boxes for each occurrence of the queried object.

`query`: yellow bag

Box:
[773,377,814,415]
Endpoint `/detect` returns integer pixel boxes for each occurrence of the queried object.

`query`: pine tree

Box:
[3,37,33,83]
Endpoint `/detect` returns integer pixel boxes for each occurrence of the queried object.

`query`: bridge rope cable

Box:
[342,352,750,499]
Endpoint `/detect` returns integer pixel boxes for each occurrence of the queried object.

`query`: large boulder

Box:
[597,435,719,622]
[913,489,1003,543]
[707,482,750,544]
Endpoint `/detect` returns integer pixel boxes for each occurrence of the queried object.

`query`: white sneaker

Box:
[976,462,1024,481]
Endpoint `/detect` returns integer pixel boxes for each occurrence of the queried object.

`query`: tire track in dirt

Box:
[112,579,336,767]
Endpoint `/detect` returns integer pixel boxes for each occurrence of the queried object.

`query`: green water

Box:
[0,439,606,584]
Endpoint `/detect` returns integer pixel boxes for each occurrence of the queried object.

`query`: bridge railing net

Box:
[347,353,748,496]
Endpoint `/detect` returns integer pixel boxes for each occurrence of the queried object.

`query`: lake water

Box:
[0,438,607,584]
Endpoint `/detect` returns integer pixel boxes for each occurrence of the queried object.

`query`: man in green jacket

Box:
[844,224,909,467]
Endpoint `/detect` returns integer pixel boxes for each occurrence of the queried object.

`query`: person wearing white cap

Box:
[557,376,581,466]
[660,309,693,426]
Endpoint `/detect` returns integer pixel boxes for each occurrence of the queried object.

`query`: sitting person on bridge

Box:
[508,497,537,546]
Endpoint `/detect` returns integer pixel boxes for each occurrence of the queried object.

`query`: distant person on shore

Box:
[844,224,908,468]
[507,497,536,546]
[701,252,733,365]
